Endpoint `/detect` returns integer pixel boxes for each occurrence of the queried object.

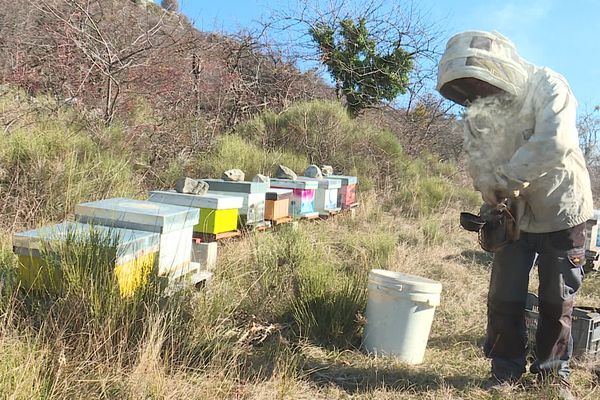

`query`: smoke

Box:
[463,94,522,191]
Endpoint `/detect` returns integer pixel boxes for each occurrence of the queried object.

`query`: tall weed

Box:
[0,336,52,399]
[0,91,139,230]
[10,226,196,368]
[292,262,367,349]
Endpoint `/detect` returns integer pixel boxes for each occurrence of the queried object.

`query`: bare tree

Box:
[198,26,332,131]
[579,106,600,166]
[33,0,192,125]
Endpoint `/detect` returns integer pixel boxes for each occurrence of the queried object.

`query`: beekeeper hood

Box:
[437,31,532,105]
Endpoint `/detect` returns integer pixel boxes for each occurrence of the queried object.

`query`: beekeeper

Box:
[437,31,593,394]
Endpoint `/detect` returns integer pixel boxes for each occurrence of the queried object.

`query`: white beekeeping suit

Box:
[437,31,593,233]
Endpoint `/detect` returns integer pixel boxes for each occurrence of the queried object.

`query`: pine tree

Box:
[310,17,413,116]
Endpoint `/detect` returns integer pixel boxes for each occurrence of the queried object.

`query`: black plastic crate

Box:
[524,293,539,346]
[525,293,600,359]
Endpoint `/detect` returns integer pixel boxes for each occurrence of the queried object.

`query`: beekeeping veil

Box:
[437,31,531,105]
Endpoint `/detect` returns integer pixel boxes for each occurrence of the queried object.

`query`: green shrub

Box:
[237,101,406,188]
[390,175,464,217]
[0,242,19,320]
[181,135,308,183]
[234,100,474,215]
[338,229,397,270]
[12,226,196,365]
[241,228,309,320]
[292,261,367,349]
[211,223,369,350]
[237,101,353,164]
[457,187,482,211]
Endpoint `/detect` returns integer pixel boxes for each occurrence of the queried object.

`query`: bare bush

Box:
[579,106,600,166]
[161,0,178,12]
[360,94,462,162]
[0,0,332,182]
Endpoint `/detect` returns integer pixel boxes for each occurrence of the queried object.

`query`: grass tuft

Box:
[293,262,367,349]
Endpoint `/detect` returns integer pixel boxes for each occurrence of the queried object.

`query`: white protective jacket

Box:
[438,31,593,233]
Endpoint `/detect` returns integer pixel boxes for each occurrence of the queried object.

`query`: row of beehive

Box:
[13,174,359,297]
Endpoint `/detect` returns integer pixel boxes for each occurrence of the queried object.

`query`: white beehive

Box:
[207,190,266,225]
[203,179,268,226]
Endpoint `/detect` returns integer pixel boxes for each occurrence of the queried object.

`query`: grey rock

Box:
[304,164,323,179]
[175,177,209,195]
[252,174,270,184]
[321,165,334,176]
[275,164,297,180]
[222,168,245,182]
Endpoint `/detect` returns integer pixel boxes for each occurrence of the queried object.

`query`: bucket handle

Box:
[372,284,440,307]
[375,284,403,293]
[410,293,440,307]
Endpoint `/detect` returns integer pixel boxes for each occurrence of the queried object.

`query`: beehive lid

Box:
[328,175,358,185]
[75,198,199,233]
[13,221,159,258]
[265,188,293,200]
[149,190,243,210]
[202,179,268,194]
[207,190,256,200]
[270,178,318,190]
[298,177,342,189]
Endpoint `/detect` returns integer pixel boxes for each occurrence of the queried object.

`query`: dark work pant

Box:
[483,223,586,381]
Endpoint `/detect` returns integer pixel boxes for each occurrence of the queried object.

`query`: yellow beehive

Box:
[13,222,159,297]
[148,191,243,234]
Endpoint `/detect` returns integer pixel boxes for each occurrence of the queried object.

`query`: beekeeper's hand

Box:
[481,189,502,206]
[475,176,503,206]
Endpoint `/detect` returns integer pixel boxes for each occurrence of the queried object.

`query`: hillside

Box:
[0,0,333,181]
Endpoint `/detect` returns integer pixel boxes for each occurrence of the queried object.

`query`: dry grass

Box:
[2,192,600,399]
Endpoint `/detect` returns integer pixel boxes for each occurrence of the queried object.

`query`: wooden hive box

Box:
[269,178,319,219]
[75,198,198,280]
[148,191,243,235]
[13,222,159,297]
[265,188,293,221]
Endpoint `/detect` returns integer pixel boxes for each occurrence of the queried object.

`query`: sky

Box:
[175,0,600,111]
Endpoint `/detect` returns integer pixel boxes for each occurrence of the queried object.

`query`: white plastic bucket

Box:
[363,269,442,364]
